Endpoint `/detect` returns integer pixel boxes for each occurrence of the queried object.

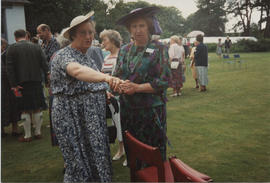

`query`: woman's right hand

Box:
[105,75,122,92]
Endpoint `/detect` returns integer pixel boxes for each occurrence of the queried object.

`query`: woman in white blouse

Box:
[169,35,185,97]
[100,29,126,166]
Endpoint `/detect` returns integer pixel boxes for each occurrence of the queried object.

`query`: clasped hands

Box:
[106,76,138,95]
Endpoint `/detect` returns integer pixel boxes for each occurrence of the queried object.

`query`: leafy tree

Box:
[254,0,270,38]
[186,0,227,36]
[25,0,108,39]
[24,0,186,42]
[156,6,185,38]
[25,0,84,36]
[226,0,257,36]
[108,1,186,41]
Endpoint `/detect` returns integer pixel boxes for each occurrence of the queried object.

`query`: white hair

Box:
[56,27,71,48]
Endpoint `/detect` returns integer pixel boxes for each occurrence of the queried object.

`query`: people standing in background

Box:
[169,35,184,97]
[178,37,186,88]
[1,38,22,137]
[194,34,208,92]
[189,40,199,89]
[182,34,189,58]
[31,36,39,44]
[100,29,126,165]
[26,31,31,41]
[186,38,191,57]
[6,29,49,142]
[37,24,60,63]
[216,38,223,59]
[37,24,60,144]
[224,36,232,55]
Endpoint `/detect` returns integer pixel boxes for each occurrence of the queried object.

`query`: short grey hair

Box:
[57,27,71,48]
[100,29,122,48]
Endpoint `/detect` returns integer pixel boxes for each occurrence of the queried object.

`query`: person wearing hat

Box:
[50,11,122,182]
[114,6,172,167]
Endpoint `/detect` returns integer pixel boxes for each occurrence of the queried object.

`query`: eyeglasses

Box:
[78,30,94,37]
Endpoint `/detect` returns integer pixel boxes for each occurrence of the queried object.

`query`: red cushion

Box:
[135,161,174,182]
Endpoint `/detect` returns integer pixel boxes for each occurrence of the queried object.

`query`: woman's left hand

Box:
[120,80,138,95]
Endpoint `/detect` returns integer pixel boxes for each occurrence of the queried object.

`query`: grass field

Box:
[2,52,270,182]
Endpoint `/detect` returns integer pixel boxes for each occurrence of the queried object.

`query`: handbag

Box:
[108,125,117,144]
[106,97,119,144]
[171,61,179,69]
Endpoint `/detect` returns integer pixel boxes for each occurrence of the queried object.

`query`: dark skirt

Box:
[1,81,21,126]
[169,62,183,90]
[121,104,167,164]
[18,81,47,112]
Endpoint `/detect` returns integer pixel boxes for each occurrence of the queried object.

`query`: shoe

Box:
[195,85,199,89]
[11,132,22,137]
[34,134,42,139]
[177,93,182,96]
[18,136,32,142]
[199,88,207,92]
[170,93,178,97]
[123,159,127,167]
[112,152,124,161]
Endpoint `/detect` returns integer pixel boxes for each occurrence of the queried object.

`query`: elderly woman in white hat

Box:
[50,12,121,182]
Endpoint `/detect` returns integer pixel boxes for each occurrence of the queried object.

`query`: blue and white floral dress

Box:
[50,46,112,182]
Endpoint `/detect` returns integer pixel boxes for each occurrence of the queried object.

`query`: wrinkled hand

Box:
[120,80,138,95]
[11,85,23,97]
[105,76,123,92]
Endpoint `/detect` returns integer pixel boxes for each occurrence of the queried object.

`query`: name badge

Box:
[146,48,154,54]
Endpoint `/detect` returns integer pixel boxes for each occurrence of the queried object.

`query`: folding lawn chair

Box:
[222,54,235,70]
[234,54,247,69]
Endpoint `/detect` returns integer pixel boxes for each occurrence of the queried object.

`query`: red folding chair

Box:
[169,156,212,182]
[125,131,174,182]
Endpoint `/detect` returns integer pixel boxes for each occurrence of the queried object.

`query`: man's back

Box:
[6,40,48,87]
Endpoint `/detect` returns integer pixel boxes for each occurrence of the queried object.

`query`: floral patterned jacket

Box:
[114,40,172,109]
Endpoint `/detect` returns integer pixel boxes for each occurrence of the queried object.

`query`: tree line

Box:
[24,0,270,42]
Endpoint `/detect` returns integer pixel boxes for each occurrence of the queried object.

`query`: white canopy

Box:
[187,30,205,38]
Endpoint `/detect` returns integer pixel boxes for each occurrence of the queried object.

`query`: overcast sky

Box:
[124,0,198,18]
[122,0,261,32]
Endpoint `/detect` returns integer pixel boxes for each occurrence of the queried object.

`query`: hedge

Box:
[205,39,270,53]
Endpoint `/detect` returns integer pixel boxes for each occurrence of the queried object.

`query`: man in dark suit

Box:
[194,34,208,92]
[6,29,49,142]
[224,36,232,55]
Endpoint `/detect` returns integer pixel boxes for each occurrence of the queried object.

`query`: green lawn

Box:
[2,52,270,182]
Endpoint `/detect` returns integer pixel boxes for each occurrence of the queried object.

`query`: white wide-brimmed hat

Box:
[63,11,94,40]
